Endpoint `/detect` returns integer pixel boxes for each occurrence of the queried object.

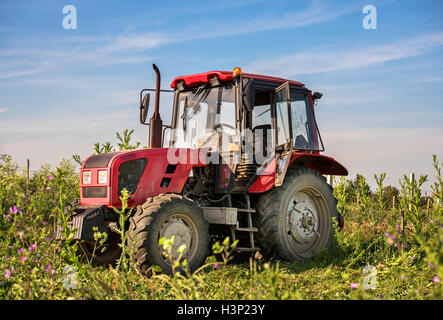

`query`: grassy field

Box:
[0,150,442,300]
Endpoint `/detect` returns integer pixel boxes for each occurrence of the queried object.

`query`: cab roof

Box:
[170,70,305,89]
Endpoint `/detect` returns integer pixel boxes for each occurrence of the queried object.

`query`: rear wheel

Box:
[255,168,338,261]
[127,194,210,276]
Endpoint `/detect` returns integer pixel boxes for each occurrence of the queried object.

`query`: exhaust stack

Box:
[149,64,163,148]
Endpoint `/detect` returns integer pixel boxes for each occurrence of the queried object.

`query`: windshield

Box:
[171,84,236,149]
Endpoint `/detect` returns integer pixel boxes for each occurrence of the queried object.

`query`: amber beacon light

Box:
[233,67,242,78]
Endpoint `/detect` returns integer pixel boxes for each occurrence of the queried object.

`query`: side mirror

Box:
[312,92,323,101]
[140,93,150,124]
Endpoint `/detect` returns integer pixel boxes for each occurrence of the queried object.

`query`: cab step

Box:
[237,208,256,213]
[235,226,258,232]
[236,247,260,252]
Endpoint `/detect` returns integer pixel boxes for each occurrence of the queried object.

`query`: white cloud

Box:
[105,1,358,52]
[0,1,359,80]
[248,32,443,77]
[0,108,8,113]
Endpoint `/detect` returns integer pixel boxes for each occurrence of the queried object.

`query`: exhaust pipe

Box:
[149,64,163,148]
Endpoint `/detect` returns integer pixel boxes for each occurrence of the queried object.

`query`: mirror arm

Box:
[161,125,172,147]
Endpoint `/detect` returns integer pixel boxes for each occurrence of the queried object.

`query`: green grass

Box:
[0,152,442,300]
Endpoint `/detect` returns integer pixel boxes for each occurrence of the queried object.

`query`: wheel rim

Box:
[158,213,199,262]
[285,186,330,258]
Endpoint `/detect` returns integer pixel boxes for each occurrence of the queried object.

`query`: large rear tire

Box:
[127,194,210,276]
[255,168,338,261]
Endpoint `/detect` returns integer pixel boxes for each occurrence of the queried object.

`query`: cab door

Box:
[273,82,293,186]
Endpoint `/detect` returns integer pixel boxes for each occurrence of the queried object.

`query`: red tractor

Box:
[59,65,348,275]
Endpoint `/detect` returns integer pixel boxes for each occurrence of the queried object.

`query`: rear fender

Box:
[288,153,348,176]
[248,152,347,193]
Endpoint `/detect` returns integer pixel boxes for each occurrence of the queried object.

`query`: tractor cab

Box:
[153,68,329,195]
[168,69,324,152]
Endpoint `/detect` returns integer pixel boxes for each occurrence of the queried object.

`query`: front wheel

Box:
[77,232,122,266]
[255,168,338,261]
[127,194,210,276]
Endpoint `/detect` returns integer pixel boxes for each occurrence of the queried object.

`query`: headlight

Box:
[98,170,108,184]
[82,171,91,184]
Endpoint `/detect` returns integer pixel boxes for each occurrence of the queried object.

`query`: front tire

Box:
[127,194,210,276]
[77,232,122,266]
[255,168,338,261]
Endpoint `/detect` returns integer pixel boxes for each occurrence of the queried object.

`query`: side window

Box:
[290,93,311,150]
[274,83,290,146]
[252,104,271,129]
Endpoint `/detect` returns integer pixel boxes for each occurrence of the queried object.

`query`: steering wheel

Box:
[197,123,236,148]
[214,123,236,131]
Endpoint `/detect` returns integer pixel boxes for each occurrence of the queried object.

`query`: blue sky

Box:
[0,0,442,191]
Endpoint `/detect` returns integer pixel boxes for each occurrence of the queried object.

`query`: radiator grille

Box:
[82,187,107,198]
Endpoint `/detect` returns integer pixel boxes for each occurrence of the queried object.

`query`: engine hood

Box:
[80,148,207,208]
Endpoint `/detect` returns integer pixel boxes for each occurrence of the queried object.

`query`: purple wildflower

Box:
[42,221,47,225]
[5,269,11,279]
[213,263,219,269]
[10,206,18,214]
[45,186,51,191]
[20,256,27,262]
[428,262,435,269]
[48,175,54,181]
[17,247,24,254]
[29,244,36,252]
[17,231,23,239]
[433,276,440,283]
[350,283,359,289]
[45,264,51,273]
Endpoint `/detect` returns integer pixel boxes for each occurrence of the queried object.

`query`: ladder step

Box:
[238,208,256,213]
[235,227,258,232]
[236,247,260,252]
